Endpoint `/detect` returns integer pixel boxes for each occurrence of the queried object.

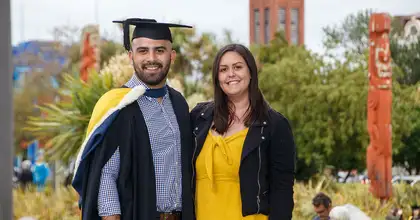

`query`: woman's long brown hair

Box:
[212,44,269,134]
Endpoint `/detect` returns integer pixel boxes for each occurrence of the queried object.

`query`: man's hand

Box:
[102,215,121,220]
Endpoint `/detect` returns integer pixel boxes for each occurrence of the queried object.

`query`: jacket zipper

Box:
[191,128,198,203]
[256,126,264,214]
[256,145,261,213]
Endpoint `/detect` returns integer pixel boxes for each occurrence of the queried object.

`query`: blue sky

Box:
[11,0,419,54]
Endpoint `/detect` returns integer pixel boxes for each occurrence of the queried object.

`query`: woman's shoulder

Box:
[267,107,293,131]
[190,101,213,116]
[267,108,288,123]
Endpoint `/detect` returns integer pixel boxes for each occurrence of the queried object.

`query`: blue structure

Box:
[12,40,69,88]
[33,162,50,192]
[13,41,70,160]
[27,140,39,164]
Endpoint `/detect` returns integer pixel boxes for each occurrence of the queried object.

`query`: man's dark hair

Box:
[312,192,332,208]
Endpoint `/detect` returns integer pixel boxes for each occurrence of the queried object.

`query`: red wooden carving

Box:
[80,26,100,82]
[366,13,393,201]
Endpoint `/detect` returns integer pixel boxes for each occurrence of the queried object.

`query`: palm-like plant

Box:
[25,71,114,163]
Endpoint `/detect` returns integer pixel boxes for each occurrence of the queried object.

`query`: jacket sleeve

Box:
[269,116,296,220]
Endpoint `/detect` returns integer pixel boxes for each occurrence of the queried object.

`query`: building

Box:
[394,12,420,44]
[12,40,69,90]
[249,0,304,45]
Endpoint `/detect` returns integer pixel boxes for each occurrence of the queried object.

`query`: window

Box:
[264,8,270,44]
[291,8,299,44]
[254,9,260,43]
[278,7,286,32]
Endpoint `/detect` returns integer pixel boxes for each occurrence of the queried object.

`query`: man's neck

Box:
[131,73,167,89]
[146,81,167,89]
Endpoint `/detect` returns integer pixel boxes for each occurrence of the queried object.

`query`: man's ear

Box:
[128,50,133,64]
[170,50,176,64]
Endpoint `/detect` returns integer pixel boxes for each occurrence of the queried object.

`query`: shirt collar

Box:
[125,73,169,100]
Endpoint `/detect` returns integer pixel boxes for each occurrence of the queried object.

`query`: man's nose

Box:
[147,51,157,60]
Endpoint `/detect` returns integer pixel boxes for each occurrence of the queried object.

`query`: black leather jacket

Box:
[190,102,296,220]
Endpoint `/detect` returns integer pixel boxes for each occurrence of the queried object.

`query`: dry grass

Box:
[14,186,80,220]
[294,176,420,220]
[13,179,420,220]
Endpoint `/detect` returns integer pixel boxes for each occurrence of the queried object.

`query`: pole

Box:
[20,0,25,42]
[94,0,98,24]
[0,0,13,219]
[366,13,393,202]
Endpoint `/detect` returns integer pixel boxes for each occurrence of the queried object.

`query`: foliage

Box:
[256,34,418,173]
[308,8,420,173]
[14,186,80,220]
[390,37,420,85]
[322,9,420,85]
[169,27,237,99]
[14,182,420,220]
[24,71,114,163]
[99,52,133,87]
[13,71,59,153]
[394,93,420,174]
[293,179,420,220]
[322,9,373,55]
[54,25,125,80]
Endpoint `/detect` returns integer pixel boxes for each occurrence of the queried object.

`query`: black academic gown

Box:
[79,87,194,220]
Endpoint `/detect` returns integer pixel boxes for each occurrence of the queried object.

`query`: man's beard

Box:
[133,59,170,86]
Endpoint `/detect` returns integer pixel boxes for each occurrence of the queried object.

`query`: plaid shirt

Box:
[97,74,183,216]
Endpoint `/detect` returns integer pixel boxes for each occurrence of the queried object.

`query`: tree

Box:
[25,72,114,163]
[53,25,125,81]
[390,38,420,85]
[256,34,417,175]
[14,70,58,153]
[170,26,239,99]
[322,9,420,85]
[321,9,420,174]
[394,90,420,174]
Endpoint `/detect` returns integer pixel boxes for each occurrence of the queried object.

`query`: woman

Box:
[190,44,296,220]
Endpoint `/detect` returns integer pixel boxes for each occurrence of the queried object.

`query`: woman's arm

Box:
[269,115,296,220]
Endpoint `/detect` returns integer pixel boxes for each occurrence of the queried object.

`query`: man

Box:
[72,18,195,220]
[312,192,332,220]
[409,205,420,220]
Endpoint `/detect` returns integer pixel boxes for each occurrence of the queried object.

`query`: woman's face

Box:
[217,51,251,99]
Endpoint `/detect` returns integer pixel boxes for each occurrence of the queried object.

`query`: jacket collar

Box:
[198,101,269,127]
[194,101,269,162]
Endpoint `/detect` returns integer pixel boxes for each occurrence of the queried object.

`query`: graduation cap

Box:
[113,18,193,51]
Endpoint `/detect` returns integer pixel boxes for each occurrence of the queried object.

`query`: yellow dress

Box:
[195,128,268,220]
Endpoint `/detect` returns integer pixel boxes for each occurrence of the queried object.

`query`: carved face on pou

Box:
[375,33,392,79]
